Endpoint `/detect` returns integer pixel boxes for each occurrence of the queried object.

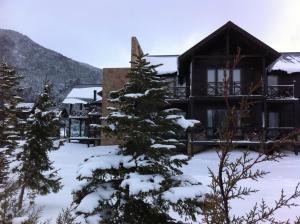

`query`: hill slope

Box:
[0,29,102,102]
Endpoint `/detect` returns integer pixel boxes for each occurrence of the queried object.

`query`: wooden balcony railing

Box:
[193,83,294,99]
[191,127,295,142]
[206,82,242,96]
[267,85,294,99]
[167,86,188,100]
[69,109,89,118]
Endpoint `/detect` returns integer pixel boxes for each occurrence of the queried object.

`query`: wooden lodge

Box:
[101,21,300,151]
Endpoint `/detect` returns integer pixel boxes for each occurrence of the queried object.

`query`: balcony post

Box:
[293,80,296,98]
[187,131,193,157]
[262,57,266,95]
[79,119,82,137]
[68,118,71,142]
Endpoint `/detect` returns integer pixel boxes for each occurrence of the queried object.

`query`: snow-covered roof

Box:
[16,102,35,113]
[146,55,178,75]
[269,52,300,74]
[16,102,35,109]
[62,86,102,105]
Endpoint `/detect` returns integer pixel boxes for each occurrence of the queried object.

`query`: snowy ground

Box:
[36,143,300,223]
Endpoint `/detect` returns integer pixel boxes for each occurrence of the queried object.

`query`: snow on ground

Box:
[36,143,300,223]
[35,143,117,223]
[182,150,300,222]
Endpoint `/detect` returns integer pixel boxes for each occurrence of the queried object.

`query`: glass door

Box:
[233,69,241,95]
[207,69,215,96]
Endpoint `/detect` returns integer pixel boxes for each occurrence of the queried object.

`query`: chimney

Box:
[131,36,143,67]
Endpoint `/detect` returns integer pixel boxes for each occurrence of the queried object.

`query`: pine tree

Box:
[0,61,22,221]
[74,54,203,223]
[15,82,62,210]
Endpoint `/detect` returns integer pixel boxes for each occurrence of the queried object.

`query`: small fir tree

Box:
[74,54,203,223]
[15,82,62,210]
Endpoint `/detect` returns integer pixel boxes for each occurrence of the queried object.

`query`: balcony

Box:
[167,86,188,100]
[206,82,241,96]
[190,82,295,100]
[191,126,295,142]
[197,81,263,97]
[69,109,89,118]
[267,85,295,99]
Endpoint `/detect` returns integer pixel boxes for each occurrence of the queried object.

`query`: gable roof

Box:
[179,21,280,63]
[62,86,102,105]
[16,102,35,113]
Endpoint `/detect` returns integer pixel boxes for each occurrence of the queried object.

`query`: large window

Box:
[268,75,278,86]
[207,68,241,95]
[233,69,241,95]
[207,109,241,136]
[207,109,227,128]
[268,111,279,128]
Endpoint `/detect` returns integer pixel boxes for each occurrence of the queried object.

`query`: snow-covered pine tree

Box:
[74,54,203,223]
[0,61,22,221]
[0,61,22,154]
[15,82,62,210]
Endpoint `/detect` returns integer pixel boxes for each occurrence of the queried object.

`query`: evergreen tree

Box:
[15,82,62,210]
[0,61,22,156]
[74,54,203,223]
[0,61,22,221]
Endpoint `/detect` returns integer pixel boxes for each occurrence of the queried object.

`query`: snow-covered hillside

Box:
[35,143,300,223]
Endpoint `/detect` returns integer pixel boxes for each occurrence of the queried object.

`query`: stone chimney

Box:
[131,36,143,67]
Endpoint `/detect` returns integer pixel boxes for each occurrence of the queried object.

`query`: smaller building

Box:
[16,102,35,119]
[16,102,35,138]
[62,85,102,146]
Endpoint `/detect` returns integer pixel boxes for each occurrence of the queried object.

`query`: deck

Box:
[69,137,101,147]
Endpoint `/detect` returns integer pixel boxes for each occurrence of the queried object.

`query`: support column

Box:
[68,119,71,142]
[79,119,82,137]
[187,131,193,157]
[293,103,297,154]
[262,57,267,95]
[262,57,267,151]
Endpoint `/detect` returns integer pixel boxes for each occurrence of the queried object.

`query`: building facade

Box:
[62,85,102,146]
[101,21,300,148]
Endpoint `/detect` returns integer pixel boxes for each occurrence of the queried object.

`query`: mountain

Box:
[0,29,102,103]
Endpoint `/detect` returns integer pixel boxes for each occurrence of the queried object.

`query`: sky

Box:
[0,0,300,68]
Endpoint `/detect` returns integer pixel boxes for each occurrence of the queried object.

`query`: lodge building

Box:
[62,84,102,146]
[101,21,300,149]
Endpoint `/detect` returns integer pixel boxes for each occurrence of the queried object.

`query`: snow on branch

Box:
[120,172,164,195]
[163,185,205,203]
[124,93,145,98]
[77,153,135,178]
[166,115,200,129]
[151,144,176,149]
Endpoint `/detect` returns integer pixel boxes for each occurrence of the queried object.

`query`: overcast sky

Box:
[0,0,300,68]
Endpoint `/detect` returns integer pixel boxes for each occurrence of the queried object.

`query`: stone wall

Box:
[101,68,129,145]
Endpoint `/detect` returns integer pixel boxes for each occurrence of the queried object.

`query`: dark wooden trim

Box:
[68,118,71,142]
[266,99,298,103]
[226,31,230,56]
[79,120,82,137]
[194,54,265,59]
[179,21,280,61]
[189,95,265,101]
